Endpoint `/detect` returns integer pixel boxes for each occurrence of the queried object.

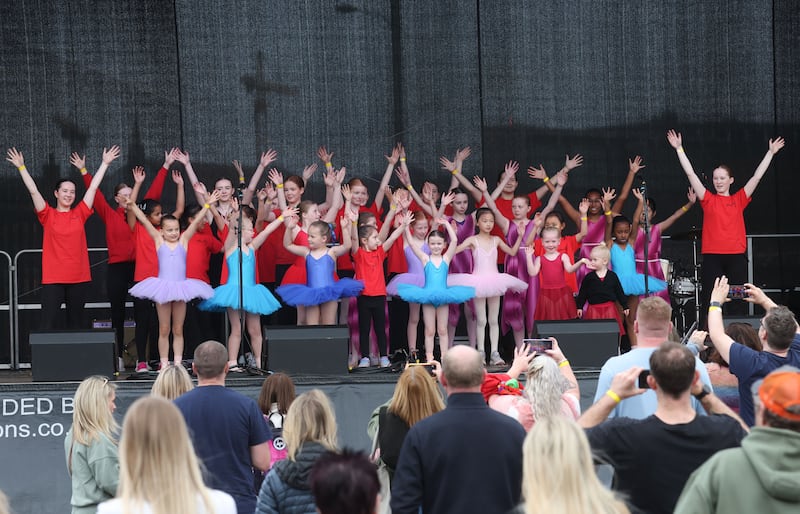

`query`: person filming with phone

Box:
[579,341,747,514]
[707,276,800,426]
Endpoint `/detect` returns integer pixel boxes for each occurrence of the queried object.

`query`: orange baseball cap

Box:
[759,371,800,422]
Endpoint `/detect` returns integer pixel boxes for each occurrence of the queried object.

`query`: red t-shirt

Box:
[535,234,580,293]
[335,204,381,272]
[353,247,387,296]
[37,202,93,284]
[257,229,280,283]
[386,237,407,275]
[700,188,751,254]
[271,209,296,266]
[186,224,223,283]
[133,223,158,282]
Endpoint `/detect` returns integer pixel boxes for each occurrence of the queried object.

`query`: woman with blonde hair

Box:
[98,396,235,514]
[255,389,338,514]
[64,376,119,514]
[514,416,629,514]
[150,364,194,400]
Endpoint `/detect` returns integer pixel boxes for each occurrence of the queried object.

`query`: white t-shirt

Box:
[98,489,235,514]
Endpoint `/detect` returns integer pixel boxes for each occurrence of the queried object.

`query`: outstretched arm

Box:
[254,207,297,251]
[403,223,429,264]
[602,187,616,247]
[268,169,288,211]
[243,149,277,206]
[127,166,146,230]
[381,212,414,252]
[575,198,589,242]
[82,145,121,209]
[171,170,185,219]
[666,130,707,201]
[124,196,161,242]
[539,170,566,219]
[707,276,735,363]
[174,149,205,206]
[441,147,482,202]
[330,213,356,258]
[525,248,541,276]
[7,148,46,212]
[441,218,459,261]
[374,143,401,210]
[490,160,518,201]
[475,175,510,234]
[657,188,697,232]
[743,137,785,198]
[579,366,645,428]
[629,188,645,237]
[611,155,645,215]
[181,190,220,243]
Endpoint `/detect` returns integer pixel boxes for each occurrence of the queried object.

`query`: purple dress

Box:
[448,216,476,326]
[129,243,213,303]
[502,220,538,334]
[634,225,670,302]
[386,243,429,296]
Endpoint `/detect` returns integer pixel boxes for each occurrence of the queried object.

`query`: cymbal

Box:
[671,228,702,241]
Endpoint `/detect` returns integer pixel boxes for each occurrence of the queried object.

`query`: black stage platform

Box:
[0,368,600,514]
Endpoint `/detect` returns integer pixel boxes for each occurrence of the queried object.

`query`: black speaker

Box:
[536,320,619,369]
[30,330,115,382]
[266,325,349,375]
[723,316,761,330]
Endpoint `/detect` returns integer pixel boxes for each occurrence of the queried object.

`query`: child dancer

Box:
[575,244,629,336]
[526,227,587,321]
[397,220,476,362]
[604,188,667,346]
[443,187,477,349]
[277,214,364,326]
[451,208,527,365]
[352,210,412,368]
[534,201,589,294]
[126,186,218,371]
[200,206,296,371]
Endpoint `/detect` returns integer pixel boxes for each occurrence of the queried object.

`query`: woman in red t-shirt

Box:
[666,129,785,325]
[8,145,119,329]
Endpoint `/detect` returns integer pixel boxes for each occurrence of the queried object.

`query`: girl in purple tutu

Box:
[126,186,219,371]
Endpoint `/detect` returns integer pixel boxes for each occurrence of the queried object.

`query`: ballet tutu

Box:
[534,286,576,321]
[396,283,476,307]
[584,301,625,335]
[386,272,425,296]
[199,283,281,315]
[617,273,667,296]
[129,277,213,303]
[447,273,528,298]
[276,278,364,307]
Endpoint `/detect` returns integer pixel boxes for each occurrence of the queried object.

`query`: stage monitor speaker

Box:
[536,320,619,369]
[30,330,115,382]
[723,316,761,330]
[267,325,349,375]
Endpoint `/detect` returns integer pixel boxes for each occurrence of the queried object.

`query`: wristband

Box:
[604,210,612,216]
[278,215,284,221]
[238,176,245,184]
[580,216,588,221]
[390,204,397,211]
[559,360,570,368]
[709,301,722,308]
[708,306,722,313]
[677,147,685,153]
[542,176,550,183]
[80,167,88,175]
[400,157,407,162]
[17,165,26,172]
[451,168,460,175]
[203,203,210,209]
[681,205,689,212]
[325,162,332,167]
[406,184,413,191]
[276,183,284,189]
[605,389,621,404]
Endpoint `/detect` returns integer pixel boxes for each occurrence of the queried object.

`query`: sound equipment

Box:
[723,316,762,330]
[536,320,619,369]
[30,330,115,382]
[266,325,349,375]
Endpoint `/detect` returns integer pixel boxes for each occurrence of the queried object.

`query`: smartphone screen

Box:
[638,370,651,389]
[523,338,553,354]
[728,285,747,300]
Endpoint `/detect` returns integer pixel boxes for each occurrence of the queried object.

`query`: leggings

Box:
[107,262,134,355]
[357,295,387,358]
[700,252,748,328]
[40,282,89,329]
[133,295,158,363]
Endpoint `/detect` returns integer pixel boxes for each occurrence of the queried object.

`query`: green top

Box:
[64,427,119,514]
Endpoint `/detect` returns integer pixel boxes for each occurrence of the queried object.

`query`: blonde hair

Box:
[388,366,445,426]
[71,375,118,446]
[524,356,569,422]
[636,296,672,333]
[117,396,215,514]
[284,390,338,461]
[522,417,629,514]
[590,243,610,262]
[151,365,194,400]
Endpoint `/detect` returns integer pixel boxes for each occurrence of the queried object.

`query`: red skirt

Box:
[535,286,576,321]
[584,301,625,335]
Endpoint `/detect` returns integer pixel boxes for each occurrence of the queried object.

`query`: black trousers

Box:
[107,262,135,355]
[40,282,89,329]
[700,252,748,328]
[358,295,387,358]
[133,294,158,363]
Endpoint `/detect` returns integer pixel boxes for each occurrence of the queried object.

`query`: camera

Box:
[727,285,747,300]
[407,363,435,376]
[523,338,553,354]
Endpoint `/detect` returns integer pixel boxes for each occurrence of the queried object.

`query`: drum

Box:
[671,277,698,297]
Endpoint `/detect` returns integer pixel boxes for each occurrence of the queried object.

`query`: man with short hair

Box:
[580,342,747,514]
[390,345,526,514]
[594,296,713,418]
[675,367,800,513]
[707,276,800,425]
[174,340,271,514]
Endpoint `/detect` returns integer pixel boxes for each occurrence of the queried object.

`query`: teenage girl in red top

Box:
[666,129,785,324]
[8,145,119,330]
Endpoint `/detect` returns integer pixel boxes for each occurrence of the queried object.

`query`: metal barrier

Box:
[0,251,13,369]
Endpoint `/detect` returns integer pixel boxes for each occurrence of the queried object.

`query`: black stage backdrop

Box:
[1,0,799,358]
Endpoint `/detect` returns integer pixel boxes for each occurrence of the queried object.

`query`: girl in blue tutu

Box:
[397,219,476,362]
[276,213,364,325]
[126,187,219,371]
[200,205,297,371]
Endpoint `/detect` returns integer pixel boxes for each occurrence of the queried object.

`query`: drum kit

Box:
[663,227,703,334]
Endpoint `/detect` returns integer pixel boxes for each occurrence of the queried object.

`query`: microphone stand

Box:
[235,184,248,371]
[640,179,651,296]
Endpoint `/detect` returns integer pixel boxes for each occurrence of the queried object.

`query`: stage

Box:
[0,367,601,514]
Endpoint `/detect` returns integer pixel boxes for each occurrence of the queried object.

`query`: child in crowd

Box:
[526,227,587,321]
[575,243,628,336]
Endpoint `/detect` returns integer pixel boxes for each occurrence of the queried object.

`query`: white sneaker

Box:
[380,356,391,368]
[357,357,371,368]
[489,351,506,366]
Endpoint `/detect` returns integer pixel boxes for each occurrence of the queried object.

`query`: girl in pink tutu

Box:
[451,208,527,365]
[526,227,588,321]
[127,186,219,370]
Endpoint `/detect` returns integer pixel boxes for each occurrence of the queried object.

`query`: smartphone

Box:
[728,285,747,300]
[638,370,651,389]
[523,338,553,354]
[407,363,435,376]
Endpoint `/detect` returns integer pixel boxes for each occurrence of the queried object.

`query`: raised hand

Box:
[579,198,590,215]
[102,145,121,165]
[384,185,394,206]
[398,142,406,159]
[666,129,682,149]
[395,188,412,211]
[385,144,401,165]
[602,187,616,206]
[628,155,645,174]
[344,208,359,224]
[193,181,208,197]
[260,148,278,168]
[302,163,318,182]
[267,168,283,186]
[565,154,584,171]
[440,191,455,206]
[472,176,489,192]
[687,187,697,204]
[402,212,415,227]
[282,206,299,220]
[171,169,184,186]
[132,166,146,184]
[322,167,336,188]
[164,147,179,168]
[769,137,786,155]
[175,149,190,166]
[317,146,334,164]
[341,183,352,202]
[6,148,25,168]
[527,164,546,180]
[421,182,434,204]
[334,166,346,184]
[205,189,221,205]
[455,146,472,162]
[632,187,643,201]
[69,152,86,170]
[439,156,457,173]
[394,166,410,186]
[232,160,244,181]
[504,160,520,177]
[555,169,568,186]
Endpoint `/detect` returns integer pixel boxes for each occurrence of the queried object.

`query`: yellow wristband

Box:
[406,184,413,191]
[238,176,245,184]
[276,183,284,189]
[580,216,588,221]
[390,204,397,211]
[451,169,460,175]
[325,162,332,167]
[677,147,685,153]
[605,390,621,404]
[708,306,722,313]
[278,215,284,221]
[681,205,689,212]
[400,157,407,162]
[559,360,570,368]
[543,176,550,183]
[80,167,88,175]
[604,210,612,216]
[17,165,26,172]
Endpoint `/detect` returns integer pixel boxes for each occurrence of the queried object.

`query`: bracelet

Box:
[559,360,570,368]
[677,147,685,153]
[543,176,550,183]
[276,183,284,189]
[203,203,210,209]
[325,162,332,167]
[17,165,26,172]
[604,210,612,216]
[390,204,397,211]
[80,167,88,175]
[406,184,413,191]
[708,306,722,313]
[681,205,689,212]
[709,301,722,308]
[238,176,245,184]
[580,216,588,221]
[278,215,284,221]
[451,169,460,175]
[400,157,407,162]
[605,389,621,404]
